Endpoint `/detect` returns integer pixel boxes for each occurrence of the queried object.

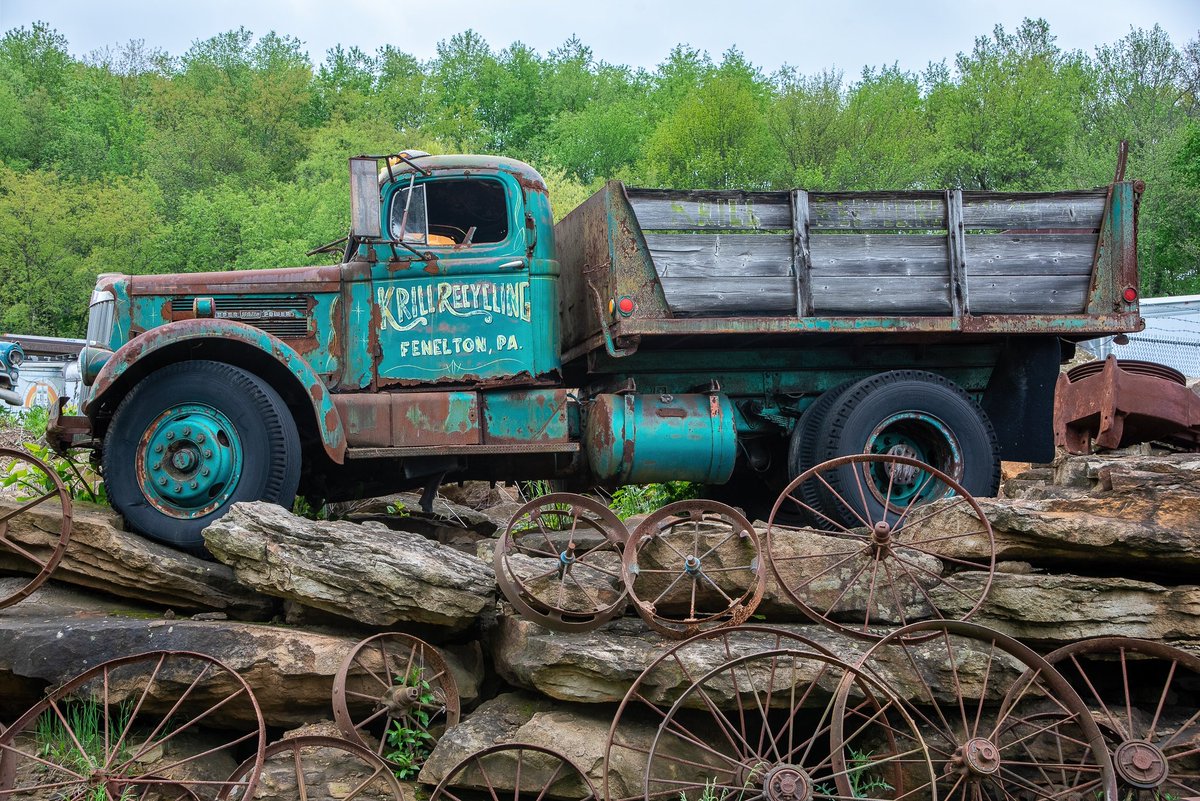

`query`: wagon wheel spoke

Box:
[0,448,73,610]
[768,454,994,641]
[429,744,597,801]
[333,632,460,770]
[496,493,629,632]
[0,651,265,801]
[225,735,405,801]
[623,501,764,639]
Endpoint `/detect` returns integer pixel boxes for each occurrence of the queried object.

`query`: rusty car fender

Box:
[85,319,347,464]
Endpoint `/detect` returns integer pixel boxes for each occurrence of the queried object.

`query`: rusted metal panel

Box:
[82,319,348,463]
[481,388,570,445]
[1054,356,1200,453]
[337,390,481,448]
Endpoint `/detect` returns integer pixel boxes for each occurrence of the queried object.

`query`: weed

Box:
[518,480,555,502]
[384,668,438,780]
[2,441,106,505]
[815,748,893,798]
[36,698,134,800]
[608,482,698,519]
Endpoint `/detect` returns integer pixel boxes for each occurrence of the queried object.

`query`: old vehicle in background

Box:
[50,150,1143,553]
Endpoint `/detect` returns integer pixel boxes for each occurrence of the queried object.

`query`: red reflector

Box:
[1123,287,1138,302]
[617,297,635,315]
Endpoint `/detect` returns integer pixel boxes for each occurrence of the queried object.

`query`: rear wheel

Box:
[103,360,301,555]
[812,370,999,527]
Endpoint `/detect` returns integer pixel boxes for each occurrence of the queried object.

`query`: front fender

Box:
[86,319,347,464]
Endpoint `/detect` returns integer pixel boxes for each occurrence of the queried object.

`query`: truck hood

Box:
[128,264,344,296]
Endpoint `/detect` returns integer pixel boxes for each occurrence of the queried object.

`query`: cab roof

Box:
[375,153,547,193]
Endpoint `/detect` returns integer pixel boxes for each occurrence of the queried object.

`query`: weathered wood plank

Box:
[961,192,1106,230]
[808,234,949,276]
[809,193,948,231]
[947,189,967,315]
[964,233,1097,276]
[658,276,796,316]
[644,233,793,278]
[967,275,1090,314]
[812,277,953,314]
[792,189,813,316]
[628,189,792,230]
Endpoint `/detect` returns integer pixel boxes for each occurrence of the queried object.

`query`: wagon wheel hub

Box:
[871,520,893,550]
[384,684,423,713]
[1114,740,1168,789]
[949,738,1001,777]
[762,765,813,801]
[683,554,702,575]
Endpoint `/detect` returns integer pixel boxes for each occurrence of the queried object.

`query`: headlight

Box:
[86,289,116,347]
[7,345,23,367]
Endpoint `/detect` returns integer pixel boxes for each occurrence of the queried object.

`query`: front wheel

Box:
[103,360,301,555]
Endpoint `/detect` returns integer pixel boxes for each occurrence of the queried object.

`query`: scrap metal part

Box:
[429,742,598,801]
[0,650,267,800]
[225,735,407,801]
[0,446,73,609]
[495,492,630,633]
[1054,356,1200,453]
[332,632,461,765]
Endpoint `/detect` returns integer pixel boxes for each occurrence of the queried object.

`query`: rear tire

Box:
[813,370,999,527]
[103,360,301,556]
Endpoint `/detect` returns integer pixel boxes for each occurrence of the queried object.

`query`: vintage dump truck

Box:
[51,150,1143,552]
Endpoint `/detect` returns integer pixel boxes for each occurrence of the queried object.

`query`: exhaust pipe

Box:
[0,388,22,406]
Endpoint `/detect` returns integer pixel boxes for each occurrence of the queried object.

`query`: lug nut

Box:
[165,432,175,440]
[201,467,210,477]
[173,484,182,493]
[183,427,192,436]
[189,481,198,489]
[196,434,206,444]
[203,449,213,459]
[154,444,163,453]
[158,477,167,486]
[153,461,161,470]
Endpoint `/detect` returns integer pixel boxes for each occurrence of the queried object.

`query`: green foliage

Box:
[608,481,699,519]
[3,441,107,505]
[1,405,107,505]
[36,698,134,801]
[384,669,437,780]
[0,17,1198,339]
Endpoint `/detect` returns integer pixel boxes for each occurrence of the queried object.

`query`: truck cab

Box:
[57,153,574,553]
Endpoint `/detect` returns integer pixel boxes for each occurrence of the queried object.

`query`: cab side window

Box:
[389,178,508,246]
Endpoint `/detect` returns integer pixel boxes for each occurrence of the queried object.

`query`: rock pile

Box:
[0,453,1196,800]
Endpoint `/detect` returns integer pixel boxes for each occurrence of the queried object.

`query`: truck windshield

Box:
[389,178,508,246]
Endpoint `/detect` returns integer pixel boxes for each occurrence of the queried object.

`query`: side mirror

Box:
[349,157,382,239]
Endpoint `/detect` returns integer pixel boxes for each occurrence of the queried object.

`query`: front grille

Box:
[170,296,312,340]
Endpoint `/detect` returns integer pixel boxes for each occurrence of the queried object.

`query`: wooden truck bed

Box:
[556,180,1142,363]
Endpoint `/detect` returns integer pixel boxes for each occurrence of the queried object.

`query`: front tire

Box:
[103,360,301,555]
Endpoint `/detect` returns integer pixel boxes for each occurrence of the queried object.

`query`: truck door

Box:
[371,173,547,387]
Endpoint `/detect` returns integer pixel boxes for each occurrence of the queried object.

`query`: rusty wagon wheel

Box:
[622,500,765,639]
[0,446,73,609]
[429,743,598,801]
[603,625,843,801]
[640,647,935,801]
[767,453,994,641]
[0,650,266,800]
[841,620,1119,801]
[224,735,406,800]
[1004,637,1200,799]
[495,492,629,632]
[332,632,460,764]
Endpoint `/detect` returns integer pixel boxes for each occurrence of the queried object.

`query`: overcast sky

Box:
[2,0,1198,76]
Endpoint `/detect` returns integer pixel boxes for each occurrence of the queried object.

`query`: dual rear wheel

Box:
[788,370,1000,527]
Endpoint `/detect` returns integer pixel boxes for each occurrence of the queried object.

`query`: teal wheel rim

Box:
[135,403,243,518]
[863,411,961,509]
